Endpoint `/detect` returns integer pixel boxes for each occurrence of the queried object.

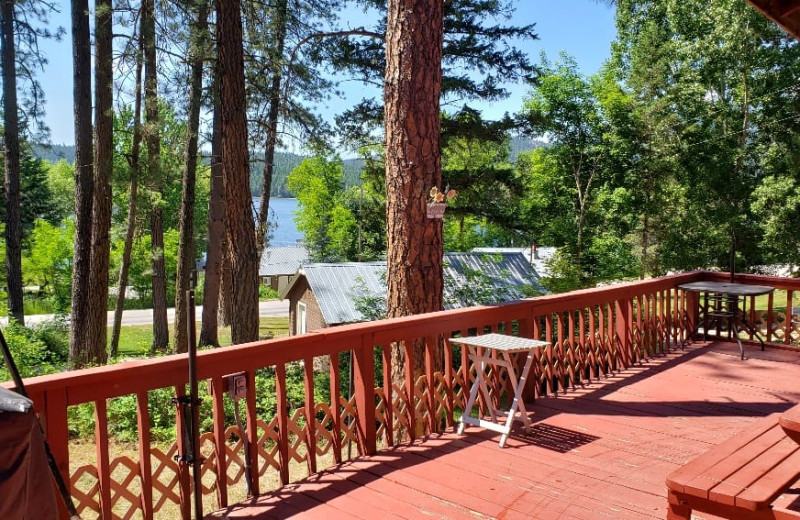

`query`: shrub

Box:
[0,318,68,381]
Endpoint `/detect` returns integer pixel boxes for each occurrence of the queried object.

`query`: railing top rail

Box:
[0,270,717,404]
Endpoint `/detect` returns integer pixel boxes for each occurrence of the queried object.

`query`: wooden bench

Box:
[666,405,800,519]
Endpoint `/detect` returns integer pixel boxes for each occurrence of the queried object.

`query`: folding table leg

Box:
[498,349,536,448]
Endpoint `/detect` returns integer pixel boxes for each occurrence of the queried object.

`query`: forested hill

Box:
[32,144,76,164]
[249,154,364,197]
[32,138,539,198]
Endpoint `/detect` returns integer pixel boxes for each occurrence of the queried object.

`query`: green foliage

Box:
[45,159,76,222]
[0,319,68,381]
[753,176,800,268]
[258,285,280,300]
[22,218,75,313]
[121,229,181,305]
[0,149,61,233]
[288,155,359,261]
[352,275,387,322]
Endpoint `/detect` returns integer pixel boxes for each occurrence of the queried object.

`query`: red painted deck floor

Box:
[209,342,800,520]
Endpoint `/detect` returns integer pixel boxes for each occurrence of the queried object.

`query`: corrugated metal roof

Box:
[295,252,545,326]
[303,262,385,325]
[472,246,557,278]
[259,246,310,277]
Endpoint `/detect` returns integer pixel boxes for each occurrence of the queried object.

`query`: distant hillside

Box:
[31,139,539,196]
[31,143,75,164]
[509,135,547,162]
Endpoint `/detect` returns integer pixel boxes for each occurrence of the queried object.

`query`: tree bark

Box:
[143,0,168,351]
[1,0,23,325]
[174,0,209,354]
[69,0,95,368]
[217,0,259,344]
[255,0,288,258]
[86,0,113,364]
[199,100,224,348]
[384,0,445,390]
[111,28,145,358]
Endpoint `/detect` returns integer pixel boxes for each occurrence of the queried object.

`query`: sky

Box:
[36,0,617,146]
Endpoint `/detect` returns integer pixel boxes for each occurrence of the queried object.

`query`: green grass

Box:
[111,317,290,358]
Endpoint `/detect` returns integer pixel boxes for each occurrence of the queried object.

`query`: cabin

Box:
[281,251,545,335]
[258,245,309,292]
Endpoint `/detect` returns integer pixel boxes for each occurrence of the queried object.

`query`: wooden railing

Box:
[703,272,800,347]
[10,270,794,519]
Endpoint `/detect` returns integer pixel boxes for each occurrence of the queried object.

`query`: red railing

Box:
[9,270,794,519]
[703,272,800,346]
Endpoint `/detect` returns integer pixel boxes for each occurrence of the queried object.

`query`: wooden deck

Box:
[211,341,800,519]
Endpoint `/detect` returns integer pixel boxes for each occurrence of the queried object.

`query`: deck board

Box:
[209,342,800,520]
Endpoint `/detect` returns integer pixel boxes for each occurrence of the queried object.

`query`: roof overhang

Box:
[746,0,800,39]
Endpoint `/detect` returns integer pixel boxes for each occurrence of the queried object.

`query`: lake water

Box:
[253,197,302,246]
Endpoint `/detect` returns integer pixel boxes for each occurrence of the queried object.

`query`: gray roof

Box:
[286,252,545,326]
[259,246,310,277]
[472,246,557,278]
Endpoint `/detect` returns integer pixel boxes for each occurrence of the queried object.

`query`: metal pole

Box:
[186,284,203,520]
[0,328,82,519]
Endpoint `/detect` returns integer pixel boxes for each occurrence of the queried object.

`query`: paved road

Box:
[6,300,289,327]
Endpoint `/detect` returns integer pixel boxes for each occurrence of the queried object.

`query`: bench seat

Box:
[666,408,800,519]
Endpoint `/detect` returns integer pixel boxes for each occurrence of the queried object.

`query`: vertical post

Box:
[767,292,775,344]
[425,335,436,433]
[275,363,290,485]
[329,353,343,462]
[175,385,191,520]
[354,333,377,454]
[244,369,259,496]
[381,345,394,447]
[686,290,698,343]
[210,379,227,508]
[137,391,154,520]
[443,336,454,428]
[186,288,203,520]
[94,400,112,519]
[404,339,416,441]
[615,298,631,369]
[303,357,317,474]
[786,290,794,345]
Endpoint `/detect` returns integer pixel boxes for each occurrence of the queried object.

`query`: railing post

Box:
[42,388,70,520]
[686,290,698,342]
[354,333,376,455]
[615,297,632,369]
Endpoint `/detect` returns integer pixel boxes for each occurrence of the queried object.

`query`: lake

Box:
[253,197,302,246]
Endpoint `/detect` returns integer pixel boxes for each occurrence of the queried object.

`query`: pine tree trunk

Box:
[217,0,259,344]
[143,0,168,351]
[110,22,145,358]
[86,0,113,365]
[69,0,95,368]
[1,0,23,326]
[255,0,288,258]
[199,101,224,348]
[173,0,208,354]
[384,0,445,395]
[218,238,233,327]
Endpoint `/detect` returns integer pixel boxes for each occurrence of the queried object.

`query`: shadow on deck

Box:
[208,341,800,520]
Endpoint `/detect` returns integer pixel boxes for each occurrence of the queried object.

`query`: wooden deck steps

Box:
[209,341,800,520]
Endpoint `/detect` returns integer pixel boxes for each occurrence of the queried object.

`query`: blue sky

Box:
[37,0,617,146]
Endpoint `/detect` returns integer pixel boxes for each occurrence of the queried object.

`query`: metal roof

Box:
[472,246,557,278]
[259,246,310,277]
[288,252,545,326]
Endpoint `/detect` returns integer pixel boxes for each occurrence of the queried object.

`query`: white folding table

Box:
[450,333,548,448]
